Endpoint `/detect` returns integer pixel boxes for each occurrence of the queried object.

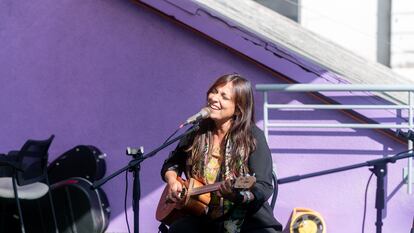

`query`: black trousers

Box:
[168,215,282,233]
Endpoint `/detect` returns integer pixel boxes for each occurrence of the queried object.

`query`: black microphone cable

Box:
[125,170,131,233]
[122,128,180,233]
[122,109,208,233]
[122,126,181,233]
[162,127,181,146]
[361,149,413,233]
[163,118,202,146]
[122,120,199,233]
[361,172,374,233]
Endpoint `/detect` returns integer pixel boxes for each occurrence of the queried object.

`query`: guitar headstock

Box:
[233,175,256,189]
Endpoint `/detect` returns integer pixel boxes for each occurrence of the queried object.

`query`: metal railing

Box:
[256,84,414,194]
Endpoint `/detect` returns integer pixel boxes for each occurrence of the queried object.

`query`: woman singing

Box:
[161,74,282,233]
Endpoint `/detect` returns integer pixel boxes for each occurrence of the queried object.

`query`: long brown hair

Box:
[188,74,257,178]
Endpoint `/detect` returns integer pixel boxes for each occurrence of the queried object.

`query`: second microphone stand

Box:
[277,152,414,233]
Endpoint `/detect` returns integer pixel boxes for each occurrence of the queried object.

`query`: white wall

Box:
[300,0,378,62]
[299,0,414,79]
[254,0,414,79]
[391,0,414,79]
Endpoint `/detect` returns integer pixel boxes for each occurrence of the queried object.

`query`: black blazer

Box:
[161,125,282,231]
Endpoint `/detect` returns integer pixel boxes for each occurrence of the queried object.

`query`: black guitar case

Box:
[51,177,110,233]
[46,145,110,233]
[48,145,106,184]
[1,145,110,233]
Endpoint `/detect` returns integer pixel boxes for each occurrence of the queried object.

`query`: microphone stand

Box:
[277,152,414,233]
[92,123,200,233]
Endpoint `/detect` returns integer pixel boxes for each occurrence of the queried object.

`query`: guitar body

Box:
[156,175,256,226]
[156,177,211,225]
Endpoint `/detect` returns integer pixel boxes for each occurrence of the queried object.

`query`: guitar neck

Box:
[189,181,224,196]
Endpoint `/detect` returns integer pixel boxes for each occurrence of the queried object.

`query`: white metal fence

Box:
[256,84,414,194]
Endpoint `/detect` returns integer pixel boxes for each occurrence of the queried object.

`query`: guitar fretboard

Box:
[189,181,224,196]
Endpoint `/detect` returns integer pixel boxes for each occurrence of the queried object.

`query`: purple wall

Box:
[0,0,411,233]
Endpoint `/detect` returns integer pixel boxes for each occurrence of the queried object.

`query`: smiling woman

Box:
[207,81,236,126]
[159,74,283,233]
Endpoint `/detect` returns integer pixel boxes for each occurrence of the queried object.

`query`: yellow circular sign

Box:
[289,208,326,233]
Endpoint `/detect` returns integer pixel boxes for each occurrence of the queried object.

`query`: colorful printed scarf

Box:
[190,137,249,233]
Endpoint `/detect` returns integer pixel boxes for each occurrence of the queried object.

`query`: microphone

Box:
[396,129,414,141]
[180,107,211,128]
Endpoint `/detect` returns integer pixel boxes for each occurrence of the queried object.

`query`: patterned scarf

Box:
[190,137,249,233]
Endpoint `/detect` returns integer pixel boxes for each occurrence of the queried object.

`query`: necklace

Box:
[211,146,221,159]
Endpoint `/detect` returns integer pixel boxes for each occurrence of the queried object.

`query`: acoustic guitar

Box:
[156,176,256,225]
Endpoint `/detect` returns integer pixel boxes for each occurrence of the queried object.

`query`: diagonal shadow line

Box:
[387,179,406,203]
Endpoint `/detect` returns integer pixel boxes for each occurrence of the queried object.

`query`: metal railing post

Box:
[408,91,413,194]
[264,91,269,142]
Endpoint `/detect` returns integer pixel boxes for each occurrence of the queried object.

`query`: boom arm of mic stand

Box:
[92,123,200,189]
[277,152,413,185]
[277,162,367,185]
